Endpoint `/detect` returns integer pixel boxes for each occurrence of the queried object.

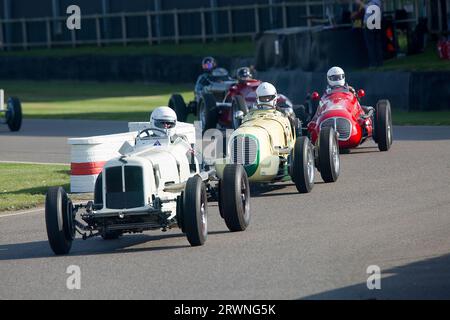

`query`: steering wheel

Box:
[137,128,167,140]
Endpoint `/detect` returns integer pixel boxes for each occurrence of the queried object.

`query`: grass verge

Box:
[0,163,70,212]
[392,111,450,126]
[0,40,255,58]
[5,81,193,121]
[1,81,449,124]
[379,45,450,72]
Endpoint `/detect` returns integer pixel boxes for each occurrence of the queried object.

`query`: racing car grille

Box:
[231,136,258,166]
[320,117,352,141]
[105,166,144,209]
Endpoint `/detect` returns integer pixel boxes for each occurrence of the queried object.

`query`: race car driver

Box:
[326,66,354,93]
[194,56,236,101]
[194,56,219,100]
[256,82,301,136]
[325,66,373,117]
[148,106,197,171]
[236,67,253,83]
[150,106,177,139]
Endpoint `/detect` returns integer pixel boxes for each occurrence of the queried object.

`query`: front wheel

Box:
[220,164,251,232]
[183,175,208,246]
[375,100,393,152]
[318,127,340,183]
[45,187,75,255]
[290,136,315,193]
[6,97,22,132]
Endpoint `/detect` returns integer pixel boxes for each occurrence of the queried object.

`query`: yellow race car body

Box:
[216,109,295,182]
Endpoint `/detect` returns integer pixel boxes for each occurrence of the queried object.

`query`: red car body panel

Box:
[307,90,374,149]
[219,79,262,127]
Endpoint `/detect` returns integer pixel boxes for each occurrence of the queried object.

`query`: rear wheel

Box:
[375,100,393,152]
[231,95,248,129]
[318,127,340,183]
[6,97,22,132]
[183,175,208,246]
[198,93,218,133]
[45,187,75,255]
[169,94,188,122]
[291,136,315,193]
[220,165,251,232]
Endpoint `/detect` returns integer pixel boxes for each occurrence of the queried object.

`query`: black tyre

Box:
[169,94,188,122]
[220,164,250,232]
[217,181,225,219]
[318,127,340,183]
[183,175,208,246]
[290,137,315,193]
[231,95,248,129]
[6,97,22,132]
[375,100,393,152]
[306,98,319,116]
[45,187,75,255]
[294,104,309,126]
[198,93,218,133]
[94,173,103,209]
[176,194,185,233]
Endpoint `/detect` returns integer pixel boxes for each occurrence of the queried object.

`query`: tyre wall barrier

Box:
[68,132,137,193]
[409,72,450,111]
[255,26,369,72]
[258,69,450,111]
[0,55,252,83]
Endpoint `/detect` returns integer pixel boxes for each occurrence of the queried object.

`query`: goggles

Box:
[328,74,345,82]
[259,95,276,103]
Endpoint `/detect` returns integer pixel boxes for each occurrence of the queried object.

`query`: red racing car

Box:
[305,87,393,152]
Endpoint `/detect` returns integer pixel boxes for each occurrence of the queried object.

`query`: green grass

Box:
[379,45,450,72]
[0,163,70,212]
[393,111,450,126]
[0,40,255,58]
[4,81,194,121]
[2,80,449,124]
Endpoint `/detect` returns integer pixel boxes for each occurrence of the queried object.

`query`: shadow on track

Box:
[249,182,326,198]
[0,230,229,261]
[340,146,380,155]
[301,253,450,300]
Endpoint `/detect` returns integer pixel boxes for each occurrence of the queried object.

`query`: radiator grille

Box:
[231,136,258,166]
[320,117,352,141]
[106,166,144,209]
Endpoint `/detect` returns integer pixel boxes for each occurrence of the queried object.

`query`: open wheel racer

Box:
[45,107,251,255]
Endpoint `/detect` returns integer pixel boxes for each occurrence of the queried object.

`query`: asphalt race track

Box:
[0,119,128,164]
[1,121,450,299]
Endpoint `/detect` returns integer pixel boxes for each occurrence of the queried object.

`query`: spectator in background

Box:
[351,0,365,29]
[356,0,384,67]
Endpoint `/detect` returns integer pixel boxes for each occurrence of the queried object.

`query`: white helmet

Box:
[150,107,177,137]
[256,82,278,108]
[327,66,345,87]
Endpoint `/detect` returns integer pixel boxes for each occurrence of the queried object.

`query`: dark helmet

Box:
[202,56,217,72]
[236,67,253,82]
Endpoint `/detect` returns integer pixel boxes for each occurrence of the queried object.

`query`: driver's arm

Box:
[194,74,211,98]
[348,85,356,95]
